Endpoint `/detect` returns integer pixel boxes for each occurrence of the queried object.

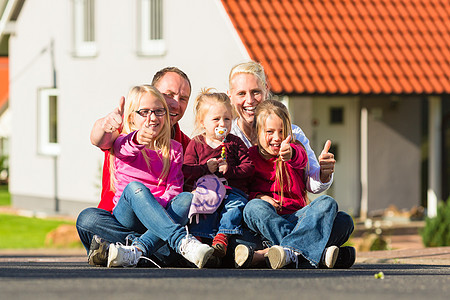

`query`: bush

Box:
[421,198,450,247]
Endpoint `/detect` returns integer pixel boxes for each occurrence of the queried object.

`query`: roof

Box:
[222,0,450,95]
[0,57,7,109]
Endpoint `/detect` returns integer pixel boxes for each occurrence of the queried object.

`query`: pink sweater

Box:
[248,143,308,215]
[112,131,184,209]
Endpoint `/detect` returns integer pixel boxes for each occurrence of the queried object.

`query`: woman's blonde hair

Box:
[192,88,233,137]
[228,61,271,100]
[254,100,308,208]
[109,85,171,192]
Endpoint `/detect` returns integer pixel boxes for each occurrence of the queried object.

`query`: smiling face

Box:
[229,73,266,127]
[133,92,166,139]
[154,72,191,126]
[258,114,285,157]
[202,102,232,144]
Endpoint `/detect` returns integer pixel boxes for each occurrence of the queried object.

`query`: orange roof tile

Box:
[221,0,450,94]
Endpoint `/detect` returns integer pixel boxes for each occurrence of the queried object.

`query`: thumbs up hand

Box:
[318,140,335,183]
[102,97,125,133]
[137,113,158,146]
[279,135,292,161]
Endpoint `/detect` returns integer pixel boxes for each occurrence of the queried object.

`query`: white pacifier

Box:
[215,127,228,140]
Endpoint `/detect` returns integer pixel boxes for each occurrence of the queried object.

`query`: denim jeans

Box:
[76,181,192,265]
[243,195,353,268]
[188,187,248,239]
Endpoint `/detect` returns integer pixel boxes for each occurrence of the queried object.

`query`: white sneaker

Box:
[178,235,214,269]
[107,243,142,268]
[267,245,298,269]
[321,246,339,268]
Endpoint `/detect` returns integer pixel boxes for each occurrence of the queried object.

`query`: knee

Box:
[337,211,354,234]
[243,198,273,219]
[316,195,338,213]
[124,181,146,194]
[76,207,100,230]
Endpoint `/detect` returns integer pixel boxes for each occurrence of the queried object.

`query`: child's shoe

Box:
[266,245,298,269]
[107,243,142,268]
[179,235,214,269]
[234,244,254,268]
[212,233,228,258]
[88,235,110,267]
[320,246,339,268]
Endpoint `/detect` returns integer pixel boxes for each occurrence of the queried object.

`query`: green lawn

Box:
[0,185,82,249]
[0,184,10,206]
[0,214,79,249]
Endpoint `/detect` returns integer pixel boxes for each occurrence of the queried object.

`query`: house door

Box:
[311,97,359,214]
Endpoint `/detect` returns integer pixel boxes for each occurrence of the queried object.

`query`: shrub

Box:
[421,198,450,247]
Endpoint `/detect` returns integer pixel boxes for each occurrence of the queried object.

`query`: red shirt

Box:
[97,123,191,212]
[182,134,254,193]
[248,143,308,215]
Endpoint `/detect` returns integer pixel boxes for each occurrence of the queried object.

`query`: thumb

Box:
[117,96,125,116]
[281,135,292,149]
[321,140,332,155]
[145,113,151,127]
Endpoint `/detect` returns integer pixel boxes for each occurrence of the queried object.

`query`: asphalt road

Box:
[1,256,450,300]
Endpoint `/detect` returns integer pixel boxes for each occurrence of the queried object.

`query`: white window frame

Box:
[138,0,165,56]
[73,0,97,57]
[38,88,60,156]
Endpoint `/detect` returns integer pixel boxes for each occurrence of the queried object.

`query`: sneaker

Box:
[234,244,254,269]
[334,246,356,269]
[266,245,298,269]
[178,235,214,269]
[320,246,339,268]
[107,243,142,268]
[212,233,228,258]
[88,235,110,267]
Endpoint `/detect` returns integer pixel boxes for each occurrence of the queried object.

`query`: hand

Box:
[259,195,281,211]
[218,158,228,174]
[318,140,336,183]
[136,114,159,146]
[207,158,220,173]
[279,135,292,161]
[102,97,125,133]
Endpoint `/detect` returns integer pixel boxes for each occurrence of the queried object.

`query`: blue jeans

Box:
[76,181,192,264]
[188,187,248,239]
[243,195,353,268]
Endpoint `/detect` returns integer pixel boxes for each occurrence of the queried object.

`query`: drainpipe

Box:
[427,96,442,218]
[360,107,368,220]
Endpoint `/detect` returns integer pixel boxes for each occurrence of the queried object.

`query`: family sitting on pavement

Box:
[76,61,355,269]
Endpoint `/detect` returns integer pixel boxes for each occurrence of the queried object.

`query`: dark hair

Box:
[151,67,192,91]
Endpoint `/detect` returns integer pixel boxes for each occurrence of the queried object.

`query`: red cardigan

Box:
[182,134,254,193]
[248,143,308,215]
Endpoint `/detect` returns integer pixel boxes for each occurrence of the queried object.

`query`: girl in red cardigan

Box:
[237,100,342,269]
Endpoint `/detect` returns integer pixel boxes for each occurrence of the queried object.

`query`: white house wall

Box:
[9,0,249,216]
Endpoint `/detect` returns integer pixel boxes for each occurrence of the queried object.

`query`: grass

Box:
[0,185,82,249]
[0,214,78,249]
[0,184,10,206]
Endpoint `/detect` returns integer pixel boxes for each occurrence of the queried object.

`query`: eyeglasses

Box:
[135,108,167,117]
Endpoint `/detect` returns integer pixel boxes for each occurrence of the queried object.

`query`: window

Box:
[73,0,96,57]
[38,89,60,156]
[138,0,165,56]
[330,107,344,124]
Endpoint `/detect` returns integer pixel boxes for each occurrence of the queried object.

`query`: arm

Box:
[90,97,125,150]
[223,137,255,179]
[291,125,333,194]
[287,143,308,170]
[182,139,210,180]
[113,131,145,160]
[158,142,184,208]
